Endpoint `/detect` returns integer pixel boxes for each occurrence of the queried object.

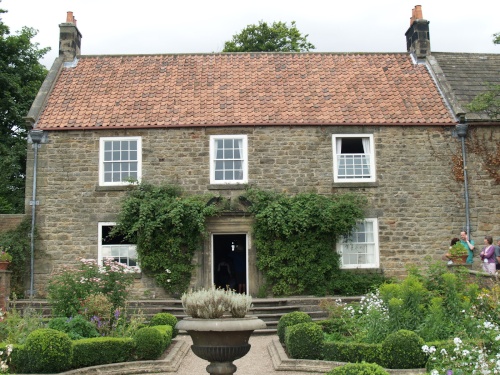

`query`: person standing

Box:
[480,235,496,275]
[495,238,500,271]
[460,231,475,264]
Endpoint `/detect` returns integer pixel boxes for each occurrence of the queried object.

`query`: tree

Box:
[222,20,315,53]
[466,32,500,119]
[0,5,50,213]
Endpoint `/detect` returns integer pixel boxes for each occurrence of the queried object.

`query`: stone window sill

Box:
[207,184,248,190]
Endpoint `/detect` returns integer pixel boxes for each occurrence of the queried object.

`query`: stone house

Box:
[23,8,500,298]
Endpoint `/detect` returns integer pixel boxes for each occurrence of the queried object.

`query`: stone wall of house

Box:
[0,215,26,234]
[24,125,500,296]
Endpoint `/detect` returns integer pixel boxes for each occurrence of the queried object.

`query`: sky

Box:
[2,0,499,68]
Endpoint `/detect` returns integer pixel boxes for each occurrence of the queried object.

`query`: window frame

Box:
[337,218,379,269]
[99,136,142,186]
[332,134,376,183]
[209,135,248,184]
[98,222,139,268]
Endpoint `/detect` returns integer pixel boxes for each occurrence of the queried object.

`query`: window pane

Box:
[112,141,120,150]
[130,141,137,150]
[121,141,129,151]
[104,151,112,161]
[121,151,129,160]
[225,149,234,159]
[224,139,233,148]
[225,171,234,180]
[113,151,121,160]
[130,151,137,160]
[215,171,223,180]
[104,142,112,151]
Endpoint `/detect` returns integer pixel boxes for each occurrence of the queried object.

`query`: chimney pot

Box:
[405,5,430,59]
[59,12,82,62]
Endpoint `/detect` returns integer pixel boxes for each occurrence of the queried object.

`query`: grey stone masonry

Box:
[24,125,500,296]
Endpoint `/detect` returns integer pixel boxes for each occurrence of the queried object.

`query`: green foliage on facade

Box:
[114,184,221,295]
[245,189,367,296]
[0,216,31,296]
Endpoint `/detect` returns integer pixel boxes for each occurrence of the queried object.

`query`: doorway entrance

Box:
[212,234,247,293]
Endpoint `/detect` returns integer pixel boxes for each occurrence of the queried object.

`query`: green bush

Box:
[284,322,324,360]
[133,326,165,360]
[323,341,382,364]
[72,337,135,368]
[24,328,73,373]
[329,271,389,296]
[326,362,390,375]
[150,312,178,338]
[150,325,173,351]
[8,344,27,373]
[48,315,100,340]
[277,311,312,343]
[380,330,427,369]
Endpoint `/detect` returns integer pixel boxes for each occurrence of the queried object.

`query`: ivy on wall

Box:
[114,184,221,295]
[115,184,368,297]
[244,189,367,296]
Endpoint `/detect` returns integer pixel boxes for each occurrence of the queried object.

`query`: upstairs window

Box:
[337,218,379,268]
[99,137,142,186]
[332,135,375,182]
[98,223,138,268]
[210,135,248,184]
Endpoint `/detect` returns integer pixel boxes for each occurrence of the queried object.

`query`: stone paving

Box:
[170,334,327,375]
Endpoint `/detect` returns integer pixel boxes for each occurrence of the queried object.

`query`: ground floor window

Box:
[337,218,379,268]
[98,222,138,267]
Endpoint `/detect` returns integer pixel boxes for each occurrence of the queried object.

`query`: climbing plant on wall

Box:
[243,189,367,296]
[114,184,221,295]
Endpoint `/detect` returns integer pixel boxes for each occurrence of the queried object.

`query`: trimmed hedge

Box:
[285,322,324,360]
[323,341,382,364]
[326,362,390,375]
[277,311,312,343]
[24,328,73,373]
[72,337,135,368]
[381,330,427,369]
[134,327,165,360]
[150,325,173,351]
[150,313,178,338]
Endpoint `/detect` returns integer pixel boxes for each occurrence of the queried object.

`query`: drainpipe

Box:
[28,129,45,299]
[455,115,470,237]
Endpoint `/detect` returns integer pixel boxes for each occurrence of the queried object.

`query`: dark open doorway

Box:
[213,234,247,293]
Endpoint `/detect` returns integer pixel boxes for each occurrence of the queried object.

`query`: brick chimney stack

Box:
[59,11,82,62]
[405,5,430,59]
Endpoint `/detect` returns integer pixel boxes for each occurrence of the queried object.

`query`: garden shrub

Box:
[24,328,73,373]
[380,329,427,369]
[277,311,312,343]
[48,315,100,340]
[47,258,137,317]
[150,312,178,338]
[326,362,389,375]
[284,322,324,360]
[133,326,165,360]
[8,344,27,373]
[328,271,389,296]
[323,341,382,364]
[150,325,173,350]
[72,337,134,368]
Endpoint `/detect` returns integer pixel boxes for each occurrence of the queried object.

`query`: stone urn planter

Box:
[175,286,266,375]
[177,316,266,375]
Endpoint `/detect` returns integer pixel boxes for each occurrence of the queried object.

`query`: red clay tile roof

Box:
[36,53,455,129]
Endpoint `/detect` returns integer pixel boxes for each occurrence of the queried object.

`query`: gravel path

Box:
[172,334,326,375]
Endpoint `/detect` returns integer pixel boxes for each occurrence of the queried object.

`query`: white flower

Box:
[454,337,463,345]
